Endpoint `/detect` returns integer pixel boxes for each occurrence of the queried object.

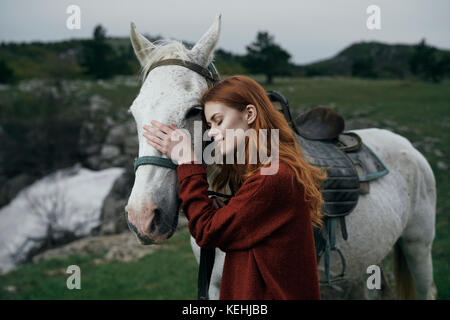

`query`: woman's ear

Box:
[245,104,257,125]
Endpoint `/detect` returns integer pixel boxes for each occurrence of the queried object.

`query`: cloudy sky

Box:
[0,0,449,64]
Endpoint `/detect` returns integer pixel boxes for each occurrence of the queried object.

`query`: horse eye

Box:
[185,106,202,119]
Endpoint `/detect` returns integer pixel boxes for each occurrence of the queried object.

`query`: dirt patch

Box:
[32,224,188,266]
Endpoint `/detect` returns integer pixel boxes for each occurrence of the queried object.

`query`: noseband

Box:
[133,59,220,174]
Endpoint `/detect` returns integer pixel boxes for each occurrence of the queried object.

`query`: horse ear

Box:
[130,22,156,67]
[190,14,221,67]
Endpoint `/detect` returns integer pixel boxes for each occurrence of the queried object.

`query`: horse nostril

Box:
[150,208,162,233]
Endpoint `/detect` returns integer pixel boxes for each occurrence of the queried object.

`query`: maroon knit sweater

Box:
[176,161,321,300]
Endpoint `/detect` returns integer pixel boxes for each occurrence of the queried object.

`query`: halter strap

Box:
[144,58,220,87]
[134,59,220,174]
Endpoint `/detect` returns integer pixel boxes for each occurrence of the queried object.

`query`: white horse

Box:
[125,15,437,300]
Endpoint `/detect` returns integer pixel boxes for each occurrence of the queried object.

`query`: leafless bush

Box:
[15,176,98,263]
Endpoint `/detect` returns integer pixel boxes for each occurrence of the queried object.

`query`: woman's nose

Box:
[207,127,219,139]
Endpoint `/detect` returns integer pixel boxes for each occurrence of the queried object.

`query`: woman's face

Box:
[204,102,256,157]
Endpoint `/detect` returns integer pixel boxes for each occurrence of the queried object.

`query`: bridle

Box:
[144,58,220,88]
[133,59,232,198]
[133,58,220,174]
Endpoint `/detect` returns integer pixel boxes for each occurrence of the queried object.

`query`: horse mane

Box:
[139,39,193,82]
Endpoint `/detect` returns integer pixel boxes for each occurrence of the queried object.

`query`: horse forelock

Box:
[128,37,212,162]
[130,42,213,133]
[139,39,194,83]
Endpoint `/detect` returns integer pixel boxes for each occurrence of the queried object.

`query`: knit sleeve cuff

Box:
[176,162,207,182]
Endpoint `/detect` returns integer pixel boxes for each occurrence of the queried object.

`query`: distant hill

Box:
[1,37,449,83]
[293,41,450,79]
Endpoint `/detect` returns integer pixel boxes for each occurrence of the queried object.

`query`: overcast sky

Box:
[0,0,449,64]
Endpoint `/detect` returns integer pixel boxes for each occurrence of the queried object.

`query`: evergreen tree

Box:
[79,25,132,79]
[352,56,377,78]
[243,31,292,84]
[0,60,16,84]
[409,39,448,83]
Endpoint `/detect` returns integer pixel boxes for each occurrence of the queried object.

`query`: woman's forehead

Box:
[204,102,230,118]
[205,101,226,110]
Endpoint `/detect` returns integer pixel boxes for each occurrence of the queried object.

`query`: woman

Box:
[143,75,326,300]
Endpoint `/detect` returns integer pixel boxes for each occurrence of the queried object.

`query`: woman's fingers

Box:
[145,136,162,152]
[142,126,175,157]
[143,126,167,141]
[143,133,162,150]
[151,120,173,134]
[143,121,180,140]
[141,120,191,161]
[216,198,226,207]
[211,197,220,209]
[211,197,226,209]
[143,132,162,144]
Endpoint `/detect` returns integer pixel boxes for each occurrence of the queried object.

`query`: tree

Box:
[79,25,110,79]
[409,39,449,83]
[352,56,378,78]
[243,31,292,84]
[79,25,132,79]
[0,60,16,84]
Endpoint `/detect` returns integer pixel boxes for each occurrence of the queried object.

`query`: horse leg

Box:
[395,237,435,299]
[394,140,437,300]
[395,177,436,299]
[208,248,225,300]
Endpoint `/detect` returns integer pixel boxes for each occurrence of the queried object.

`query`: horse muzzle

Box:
[124,204,176,245]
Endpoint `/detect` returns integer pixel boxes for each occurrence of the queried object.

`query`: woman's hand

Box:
[143,120,197,165]
[211,197,226,209]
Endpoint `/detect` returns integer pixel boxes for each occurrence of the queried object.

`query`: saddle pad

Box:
[345,142,389,182]
[295,134,360,217]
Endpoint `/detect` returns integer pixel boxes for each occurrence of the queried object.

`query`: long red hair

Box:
[200,75,327,228]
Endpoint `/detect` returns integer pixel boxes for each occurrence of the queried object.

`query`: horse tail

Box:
[393,241,416,299]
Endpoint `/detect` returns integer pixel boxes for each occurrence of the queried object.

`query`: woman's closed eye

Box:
[206,119,222,128]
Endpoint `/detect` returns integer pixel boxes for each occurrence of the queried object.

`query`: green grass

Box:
[0,75,448,299]
[0,228,198,300]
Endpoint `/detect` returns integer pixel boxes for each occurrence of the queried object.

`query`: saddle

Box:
[267,90,389,285]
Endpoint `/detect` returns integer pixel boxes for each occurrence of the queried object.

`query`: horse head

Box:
[125,15,221,244]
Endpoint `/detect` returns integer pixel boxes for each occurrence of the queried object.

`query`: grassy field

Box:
[0,76,448,299]
[0,228,198,299]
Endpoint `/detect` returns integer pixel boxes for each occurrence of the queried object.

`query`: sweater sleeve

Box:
[176,162,297,251]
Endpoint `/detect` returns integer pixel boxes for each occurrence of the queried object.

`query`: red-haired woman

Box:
[143,75,326,300]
